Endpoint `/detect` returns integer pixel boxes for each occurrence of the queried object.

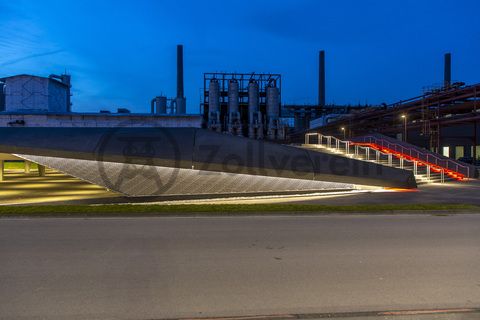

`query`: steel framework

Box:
[201,72,281,135]
[302,82,480,152]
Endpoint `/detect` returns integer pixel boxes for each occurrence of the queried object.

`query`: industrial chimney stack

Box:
[176,44,186,114]
[318,50,326,108]
[444,52,451,88]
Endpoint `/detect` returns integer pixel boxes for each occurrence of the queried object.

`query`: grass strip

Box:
[0,203,478,217]
[3,161,38,170]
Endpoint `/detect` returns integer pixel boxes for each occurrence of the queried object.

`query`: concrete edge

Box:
[157,308,480,320]
[0,209,479,219]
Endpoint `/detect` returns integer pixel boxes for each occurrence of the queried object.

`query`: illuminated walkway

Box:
[0,169,119,205]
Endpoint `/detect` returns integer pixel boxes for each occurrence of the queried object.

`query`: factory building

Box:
[0,47,477,193]
[149,45,187,116]
[0,74,71,113]
[202,73,286,140]
[300,52,480,166]
[285,50,382,133]
[0,45,290,138]
[0,45,201,129]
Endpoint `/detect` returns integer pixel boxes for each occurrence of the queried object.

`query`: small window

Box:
[455,146,464,159]
[442,146,450,157]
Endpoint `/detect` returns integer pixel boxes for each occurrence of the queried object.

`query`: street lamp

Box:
[341,127,346,140]
[401,114,407,142]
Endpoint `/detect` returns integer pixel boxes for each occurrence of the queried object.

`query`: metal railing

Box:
[355,135,469,178]
[305,133,447,183]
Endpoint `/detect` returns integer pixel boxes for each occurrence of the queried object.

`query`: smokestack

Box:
[177,44,184,98]
[175,44,186,114]
[318,50,325,107]
[444,52,451,87]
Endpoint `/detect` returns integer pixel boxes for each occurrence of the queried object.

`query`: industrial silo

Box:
[248,80,263,139]
[266,82,280,139]
[248,80,259,113]
[156,96,167,114]
[266,83,280,118]
[208,79,221,132]
[202,72,281,138]
[228,80,239,114]
[228,80,241,135]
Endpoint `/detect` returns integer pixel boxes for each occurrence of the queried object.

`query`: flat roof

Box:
[0,74,69,87]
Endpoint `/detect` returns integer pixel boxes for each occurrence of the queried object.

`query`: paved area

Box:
[288,180,480,206]
[150,180,480,206]
[0,169,119,205]
[1,166,479,206]
[0,214,479,319]
[324,313,480,319]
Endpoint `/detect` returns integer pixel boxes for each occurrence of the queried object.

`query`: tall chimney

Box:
[318,50,326,107]
[177,44,184,98]
[175,44,187,114]
[444,52,451,87]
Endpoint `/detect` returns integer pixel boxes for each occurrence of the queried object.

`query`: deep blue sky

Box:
[1,0,479,113]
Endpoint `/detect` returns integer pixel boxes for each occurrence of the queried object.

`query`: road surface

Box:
[0,214,479,319]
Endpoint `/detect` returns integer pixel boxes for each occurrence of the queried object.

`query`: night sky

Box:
[1,0,479,113]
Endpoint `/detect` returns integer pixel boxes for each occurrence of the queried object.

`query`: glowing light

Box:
[351,142,466,181]
[383,187,418,192]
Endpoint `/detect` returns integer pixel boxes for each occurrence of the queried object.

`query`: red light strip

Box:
[351,142,465,181]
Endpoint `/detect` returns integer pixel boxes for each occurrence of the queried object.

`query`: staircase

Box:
[303,133,472,184]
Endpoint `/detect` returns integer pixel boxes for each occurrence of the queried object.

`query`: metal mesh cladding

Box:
[16,154,355,197]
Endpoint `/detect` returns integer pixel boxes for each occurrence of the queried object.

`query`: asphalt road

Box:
[0,214,479,320]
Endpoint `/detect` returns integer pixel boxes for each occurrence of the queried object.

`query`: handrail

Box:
[311,133,408,159]
[356,135,470,178]
[304,132,469,181]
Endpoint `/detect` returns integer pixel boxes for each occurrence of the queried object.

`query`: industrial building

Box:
[0,45,199,129]
[0,45,294,140]
[202,73,286,140]
[300,53,480,164]
[285,50,381,132]
[0,73,71,113]
[0,45,478,197]
[150,45,187,116]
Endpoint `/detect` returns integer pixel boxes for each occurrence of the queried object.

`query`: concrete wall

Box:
[0,127,416,189]
[47,79,68,113]
[0,113,203,128]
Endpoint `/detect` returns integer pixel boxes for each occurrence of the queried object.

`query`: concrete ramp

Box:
[0,128,416,196]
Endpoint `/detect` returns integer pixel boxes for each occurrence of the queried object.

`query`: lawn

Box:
[3,161,38,170]
[0,203,478,217]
